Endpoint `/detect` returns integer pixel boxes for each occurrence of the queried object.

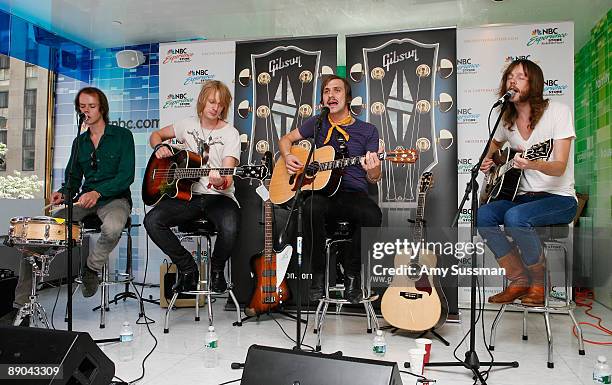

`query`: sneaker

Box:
[82,267,100,298]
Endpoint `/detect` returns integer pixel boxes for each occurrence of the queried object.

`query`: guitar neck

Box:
[413,192,426,244]
[173,167,237,179]
[318,152,386,171]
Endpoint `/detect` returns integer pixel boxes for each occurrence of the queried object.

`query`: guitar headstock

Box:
[386,149,418,164]
[525,139,553,161]
[418,172,434,193]
[236,164,269,180]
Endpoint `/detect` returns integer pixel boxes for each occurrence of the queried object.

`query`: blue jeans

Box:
[477,193,577,266]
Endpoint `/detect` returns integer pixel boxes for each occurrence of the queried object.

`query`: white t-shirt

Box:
[493,101,576,199]
[173,116,241,202]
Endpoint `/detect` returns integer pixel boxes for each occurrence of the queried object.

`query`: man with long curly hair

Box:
[478,59,576,306]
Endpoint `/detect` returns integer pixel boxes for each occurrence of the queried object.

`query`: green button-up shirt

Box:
[59,124,135,207]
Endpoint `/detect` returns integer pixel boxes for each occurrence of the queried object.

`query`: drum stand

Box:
[13,253,55,328]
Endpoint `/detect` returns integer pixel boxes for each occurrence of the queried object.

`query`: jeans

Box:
[477,193,577,266]
[303,191,382,274]
[143,194,240,272]
[14,198,131,306]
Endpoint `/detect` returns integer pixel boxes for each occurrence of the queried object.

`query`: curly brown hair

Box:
[498,59,549,130]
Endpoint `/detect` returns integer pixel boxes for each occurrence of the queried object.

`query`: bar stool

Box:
[66,215,151,329]
[489,223,585,368]
[163,219,242,333]
[313,220,379,351]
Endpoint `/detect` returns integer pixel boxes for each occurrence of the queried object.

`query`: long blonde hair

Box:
[196,80,232,121]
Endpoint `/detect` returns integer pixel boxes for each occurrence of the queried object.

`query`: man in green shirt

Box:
[14,87,135,311]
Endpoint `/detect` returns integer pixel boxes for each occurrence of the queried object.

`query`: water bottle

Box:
[119,321,134,362]
[204,326,219,368]
[594,356,611,384]
[372,330,387,357]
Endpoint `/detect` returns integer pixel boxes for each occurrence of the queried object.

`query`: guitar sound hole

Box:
[168,163,178,183]
[407,263,421,280]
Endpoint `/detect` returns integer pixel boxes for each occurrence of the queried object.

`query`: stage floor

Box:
[20,284,610,385]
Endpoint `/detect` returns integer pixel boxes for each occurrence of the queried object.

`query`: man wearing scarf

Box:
[278,75,382,304]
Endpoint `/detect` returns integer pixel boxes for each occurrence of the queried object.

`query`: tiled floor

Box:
[22,284,611,385]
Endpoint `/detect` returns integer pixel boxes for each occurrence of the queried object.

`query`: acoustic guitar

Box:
[269,145,418,204]
[380,172,448,332]
[480,139,553,204]
[142,145,268,206]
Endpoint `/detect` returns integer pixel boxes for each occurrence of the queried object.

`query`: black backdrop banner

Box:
[232,36,337,307]
[346,28,459,315]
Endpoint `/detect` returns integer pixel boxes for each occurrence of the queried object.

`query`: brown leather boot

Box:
[521,260,546,306]
[488,249,530,304]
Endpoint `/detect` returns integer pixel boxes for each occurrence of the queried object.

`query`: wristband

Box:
[154,143,167,153]
[208,178,229,190]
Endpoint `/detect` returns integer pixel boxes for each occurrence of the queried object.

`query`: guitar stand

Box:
[234,308,308,326]
[417,327,450,346]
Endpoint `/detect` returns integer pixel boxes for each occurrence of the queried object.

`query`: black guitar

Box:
[480,139,553,204]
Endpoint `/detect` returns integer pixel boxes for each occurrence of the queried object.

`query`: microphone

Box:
[316,106,330,126]
[493,89,516,107]
[77,112,87,129]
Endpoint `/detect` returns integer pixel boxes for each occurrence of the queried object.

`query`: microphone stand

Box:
[407,100,518,384]
[281,109,328,351]
[63,112,85,331]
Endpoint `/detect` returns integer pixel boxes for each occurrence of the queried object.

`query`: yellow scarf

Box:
[323,114,352,144]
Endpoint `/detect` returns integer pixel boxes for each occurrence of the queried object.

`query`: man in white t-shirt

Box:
[144,80,241,293]
[478,59,577,306]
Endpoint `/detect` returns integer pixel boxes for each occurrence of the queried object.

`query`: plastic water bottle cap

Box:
[376,330,383,336]
[597,356,607,363]
[208,326,215,332]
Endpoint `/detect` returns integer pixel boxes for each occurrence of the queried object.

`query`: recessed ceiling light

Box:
[112,20,122,25]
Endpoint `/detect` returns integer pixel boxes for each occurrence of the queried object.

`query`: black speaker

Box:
[241,344,403,385]
[0,326,115,385]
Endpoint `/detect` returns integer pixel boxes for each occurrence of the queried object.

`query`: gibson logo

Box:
[269,56,302,77]
[382,50,419,72]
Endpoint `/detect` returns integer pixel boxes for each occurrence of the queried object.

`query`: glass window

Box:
[0,54,9,69]
[0,91,7,108]
[25,63,37,78]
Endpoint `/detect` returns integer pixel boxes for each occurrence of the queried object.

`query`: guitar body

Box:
[380,249,448,332]
[481,139,553,204]
[245,245,293,316]
[142,149,201,206]
[269,146,337,204]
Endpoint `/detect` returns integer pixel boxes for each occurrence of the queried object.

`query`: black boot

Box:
[210,271,227,293]
[344,272,363,304]
[172,270,198,293]
[309,272,325,302]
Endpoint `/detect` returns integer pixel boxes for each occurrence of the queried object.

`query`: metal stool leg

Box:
[522,309,529,340]
[544,310,554,368]
[489,304,507,350]
[99,264,108,329]
[568,309,585,355]
[316,302,330,352]
[195,236,202,322]
[228,289,242,326]
[164,292,179,333]
[313,299,324,334]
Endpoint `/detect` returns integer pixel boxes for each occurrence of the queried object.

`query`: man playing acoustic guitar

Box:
[144,80,241,293]
[278,75,382,304]
[478,59,577,306]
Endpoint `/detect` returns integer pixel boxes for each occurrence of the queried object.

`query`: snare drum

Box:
[8,216,82,247]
